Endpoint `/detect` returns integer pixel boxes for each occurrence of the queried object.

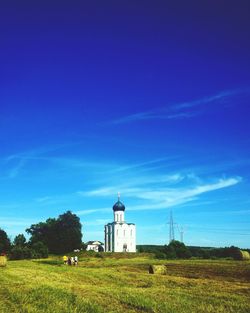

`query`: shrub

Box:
[154,252,166,259]
[9,246,33,260]
[95,253,104,258]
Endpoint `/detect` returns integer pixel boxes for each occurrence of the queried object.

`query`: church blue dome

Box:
[113,200,125,212]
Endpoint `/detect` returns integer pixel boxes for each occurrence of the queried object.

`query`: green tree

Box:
[165,240,191,259]
[81,242,87,251]
[164,244,177,259]
[9,246,33,260]
[13,234,27,247]
[26,211,82,254]
[227,246,242,260]
[0,228,11,254]
[54,211,82,253]
[27,219,57,247]
[31,241,48,258]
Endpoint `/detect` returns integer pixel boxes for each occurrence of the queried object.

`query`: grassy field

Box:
[0,253,249,313]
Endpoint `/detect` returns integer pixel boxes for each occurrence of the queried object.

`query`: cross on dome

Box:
[113,193,125,212]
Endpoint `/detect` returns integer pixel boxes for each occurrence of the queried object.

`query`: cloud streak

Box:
[3,141,86,179]
[77,176,242,214]
[111,87,249,124]
[0,217,38,227]
[2,143,172,180]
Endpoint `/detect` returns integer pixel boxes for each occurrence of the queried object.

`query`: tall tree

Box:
[0,228,11,254]
[13,234,27,247]
[26,211,82,254]
[54,211,82,253]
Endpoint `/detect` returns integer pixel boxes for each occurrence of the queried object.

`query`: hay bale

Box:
[149,265,167,275]
[0,255,7,267]
[240,250,250,261]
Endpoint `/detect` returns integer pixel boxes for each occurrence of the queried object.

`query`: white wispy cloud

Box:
[74,208,110,216]
[35,196,53,203]
[1,145,243,222]
[2,142,172,180]
[77,176,242,213]
[83,219,110,226]
[111,87,249,124]
[107,157,172,173]
[3,141,87,179]
[171,90,237,111]
[0,217,37,227]
[78,173,185,196]
[8,158,27,178]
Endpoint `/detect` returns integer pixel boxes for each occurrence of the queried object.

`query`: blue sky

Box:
[1,1,250,248]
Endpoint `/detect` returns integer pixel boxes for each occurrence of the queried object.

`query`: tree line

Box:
[137,241,250,260]
[1,211,249,261]
[0,211,82,260]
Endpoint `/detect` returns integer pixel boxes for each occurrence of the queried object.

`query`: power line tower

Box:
[169,209,175,243]
[177,225,187,243]
[180,226,184,243]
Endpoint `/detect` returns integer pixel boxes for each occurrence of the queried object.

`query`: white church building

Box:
[104,194,136,252]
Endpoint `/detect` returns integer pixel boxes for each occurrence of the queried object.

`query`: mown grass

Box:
[0,254,249,313]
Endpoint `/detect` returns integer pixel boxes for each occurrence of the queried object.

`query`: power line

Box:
[190,225,250,234]
[191,229,250,236]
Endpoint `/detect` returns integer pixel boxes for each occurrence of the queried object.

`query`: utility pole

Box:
[177,224,186,243]
[179,226,184,242]
[169,209,175,243]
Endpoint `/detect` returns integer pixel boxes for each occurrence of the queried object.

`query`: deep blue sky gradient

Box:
[1,1,250,247]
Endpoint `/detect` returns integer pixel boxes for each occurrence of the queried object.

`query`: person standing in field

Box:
[67,256,71,266]
[63,255,67,264]
[71,256,74,265]
[74,256,78,266]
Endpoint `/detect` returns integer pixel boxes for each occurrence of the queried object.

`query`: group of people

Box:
[63,255,78,266]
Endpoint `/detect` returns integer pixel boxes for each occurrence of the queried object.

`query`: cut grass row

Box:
[0,255,249,313]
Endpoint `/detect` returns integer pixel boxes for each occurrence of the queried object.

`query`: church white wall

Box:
[105,222,136,252]
[114,223,136,252]
[104,225,108,252]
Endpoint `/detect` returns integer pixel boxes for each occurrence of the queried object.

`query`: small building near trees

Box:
[86,241,104,252]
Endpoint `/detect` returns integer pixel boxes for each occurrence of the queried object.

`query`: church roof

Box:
[87,241,103,245]
[112,193,125,212]
[113,200,125,212]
